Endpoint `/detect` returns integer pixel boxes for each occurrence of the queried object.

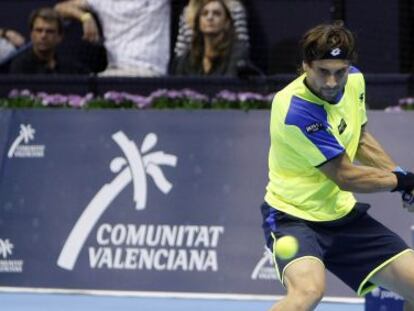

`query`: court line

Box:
[0,286,364,304]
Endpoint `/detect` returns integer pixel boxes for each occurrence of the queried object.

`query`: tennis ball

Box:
[275,235,299,260]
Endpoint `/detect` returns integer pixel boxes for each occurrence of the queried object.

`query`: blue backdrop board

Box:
[0,110,413,301]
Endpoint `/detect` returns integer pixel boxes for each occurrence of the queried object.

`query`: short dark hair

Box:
[300,21,357,64]
[29,7,63,34]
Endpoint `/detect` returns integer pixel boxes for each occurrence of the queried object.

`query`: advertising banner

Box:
[0,110,413,300]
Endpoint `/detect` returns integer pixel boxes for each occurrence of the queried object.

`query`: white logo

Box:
[330,48,341,57]
[0,239,13,259]
[57,131,178,270]
[0,238,24,273]
[370,287,404,300]
[370,287,380,297]
[8,124,45,158]
[251,247,278,280]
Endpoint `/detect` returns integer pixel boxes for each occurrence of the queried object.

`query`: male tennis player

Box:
[261,22,414,311]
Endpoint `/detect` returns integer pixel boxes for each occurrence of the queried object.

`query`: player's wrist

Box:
[392,171,414,192]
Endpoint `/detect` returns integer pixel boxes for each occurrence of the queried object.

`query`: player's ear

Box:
[302,61,309,72]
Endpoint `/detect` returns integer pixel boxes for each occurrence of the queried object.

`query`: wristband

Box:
[392,171,414,192]
[394,166,406,174]
[80,12,92,23]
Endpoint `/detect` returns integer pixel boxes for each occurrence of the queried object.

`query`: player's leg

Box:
[260,202,327,311]
[268,258,325,311]
[369,250,414,311]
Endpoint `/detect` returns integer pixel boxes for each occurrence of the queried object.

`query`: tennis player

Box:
[261,21,414,311]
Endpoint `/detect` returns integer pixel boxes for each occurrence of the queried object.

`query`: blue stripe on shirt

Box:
[285,96,345,161]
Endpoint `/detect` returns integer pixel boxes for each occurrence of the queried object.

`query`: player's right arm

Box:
[319,152,414,194]
[319,152,397,193]
[54,0,100,43]
[355,127,397,171]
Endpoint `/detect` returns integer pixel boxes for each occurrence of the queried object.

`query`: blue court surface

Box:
[1,292,364,311]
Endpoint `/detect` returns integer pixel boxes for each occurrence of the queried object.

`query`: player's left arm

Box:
[355,126,397,170]
[356,126,414,210]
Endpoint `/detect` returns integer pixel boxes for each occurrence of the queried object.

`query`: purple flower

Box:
[399,97,414,105]
[166,90,183,100]
[214,90,238,102]
[266,93,276,102]
[182,88,209,102]
[8,89,34,99]
[67,93,94,108]
[40,94,67,106]
[385,106,403,112]
[20,89,32,97]
[238,92,266,102]
[104,91,125,104]
[8,89,20,98]
[149,89,169,100]
[123,93,151,108]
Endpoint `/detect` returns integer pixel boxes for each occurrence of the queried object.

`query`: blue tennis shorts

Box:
[260,201,411,296]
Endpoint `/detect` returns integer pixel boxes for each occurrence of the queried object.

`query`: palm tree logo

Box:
[7,124,35,158]
[0,239,14,259]
[57,131,177,270]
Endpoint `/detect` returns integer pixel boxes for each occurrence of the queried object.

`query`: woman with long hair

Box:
[174,0,249,57]
[172,0,249,76]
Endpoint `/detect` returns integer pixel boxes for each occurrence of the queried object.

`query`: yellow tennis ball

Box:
[275,235,299,260]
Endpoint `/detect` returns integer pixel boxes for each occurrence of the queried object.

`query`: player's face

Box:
[31,17,62,54]
[199,1,229,35]
[303,59,350,102]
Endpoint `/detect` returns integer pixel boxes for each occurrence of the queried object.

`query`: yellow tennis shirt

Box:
[265,66,368,221]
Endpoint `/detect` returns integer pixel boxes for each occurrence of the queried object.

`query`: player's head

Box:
[29,7,63,56]
[300,21,357,102]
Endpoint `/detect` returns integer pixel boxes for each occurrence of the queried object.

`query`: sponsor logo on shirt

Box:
[305,122,324,134]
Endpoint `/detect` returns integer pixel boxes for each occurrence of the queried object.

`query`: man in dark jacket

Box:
[10,7,86,74]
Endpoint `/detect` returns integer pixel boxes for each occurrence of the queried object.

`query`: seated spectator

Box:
[0,28,25,64]
[174,0,249,57]
[55,0,170,77]
[10,7,86,74]
[172,0,250,76]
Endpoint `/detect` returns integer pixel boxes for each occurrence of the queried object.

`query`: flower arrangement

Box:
[385,97,414,112]
[212,90,273,110]
[1,89,274,110]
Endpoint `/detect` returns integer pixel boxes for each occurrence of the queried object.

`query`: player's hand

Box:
[402,191,414,212]
[82,17,100,43]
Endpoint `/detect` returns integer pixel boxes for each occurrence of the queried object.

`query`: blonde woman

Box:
[174,0,248,57]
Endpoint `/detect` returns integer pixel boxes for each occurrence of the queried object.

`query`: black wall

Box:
[0,0,412,74]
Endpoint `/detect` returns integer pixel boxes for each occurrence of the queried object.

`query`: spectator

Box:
[174,0,249,57]
[55,0,170,77]
[0,28,25,64]
[172,0,250,76]
[10,7,86,74]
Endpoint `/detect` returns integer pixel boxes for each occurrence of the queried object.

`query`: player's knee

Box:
[299,286,324,305]
[289,283,325,306]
